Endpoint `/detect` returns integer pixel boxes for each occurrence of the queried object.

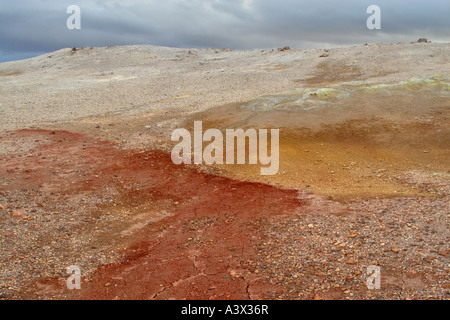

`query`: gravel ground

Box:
[257,191,449,300]
[0,131,134,299]
[0,131,448,300]
[0,43,448,300]
[0,188,124,299]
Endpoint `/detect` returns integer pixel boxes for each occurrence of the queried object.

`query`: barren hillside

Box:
[0,43,449,300]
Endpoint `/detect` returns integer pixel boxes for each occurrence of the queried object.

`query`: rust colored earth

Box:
[1,130,303,299]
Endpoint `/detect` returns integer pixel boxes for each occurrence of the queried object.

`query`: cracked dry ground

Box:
[0,129,449,300]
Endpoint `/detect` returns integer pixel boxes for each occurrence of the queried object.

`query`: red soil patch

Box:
[1,130,303,299]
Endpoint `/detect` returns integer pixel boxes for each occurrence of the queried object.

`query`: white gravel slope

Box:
[0,43,449,132]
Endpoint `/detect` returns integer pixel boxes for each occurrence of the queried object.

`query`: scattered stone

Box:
[437,250,449,257]
[11,210,25,218]
[347,259,356,265]
[391,246,400,253]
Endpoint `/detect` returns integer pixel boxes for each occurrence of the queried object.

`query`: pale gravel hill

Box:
[0,43,449,132]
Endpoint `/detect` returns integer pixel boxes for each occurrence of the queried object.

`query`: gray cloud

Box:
[0,0,449,62]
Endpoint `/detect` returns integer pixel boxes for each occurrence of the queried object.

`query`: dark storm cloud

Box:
[0,0,449,62]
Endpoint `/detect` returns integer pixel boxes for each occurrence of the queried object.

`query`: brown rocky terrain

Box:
[0,43,448,300]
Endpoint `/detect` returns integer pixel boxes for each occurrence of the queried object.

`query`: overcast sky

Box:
[0,0,449,62]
